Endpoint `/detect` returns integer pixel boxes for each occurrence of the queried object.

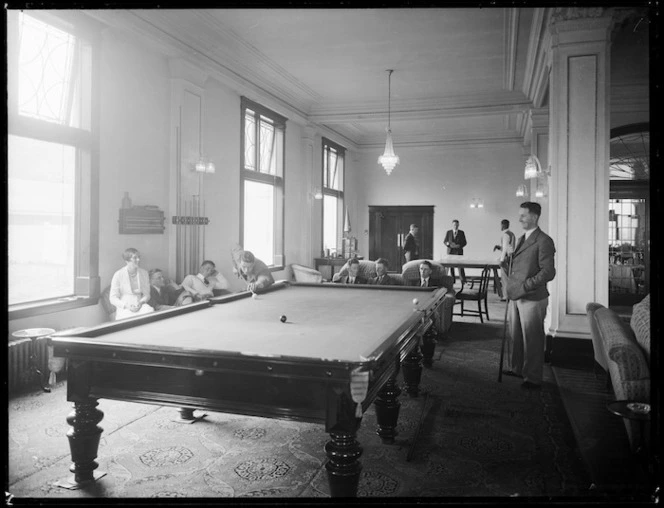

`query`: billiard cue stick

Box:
[406,391,431,462]
[175,125,181,282]
[497,254,514,383]
[202,199,206,261]
[192,198,196,273]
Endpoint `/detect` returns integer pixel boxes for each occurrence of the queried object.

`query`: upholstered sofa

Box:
[290,263,324,283]
[586,294,650,451]
[331,258,456,338]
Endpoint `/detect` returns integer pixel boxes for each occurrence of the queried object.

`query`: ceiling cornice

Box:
[357,135,524,152]
[358,131,524,149]
[310,92,533,125]
[523,8,553,108]
[504,8,519,91]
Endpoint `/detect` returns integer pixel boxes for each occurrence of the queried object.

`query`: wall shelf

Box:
[119,206,165,234]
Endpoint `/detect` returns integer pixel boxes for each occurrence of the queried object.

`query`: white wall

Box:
[349,143,529,262]
[98,28,172,288]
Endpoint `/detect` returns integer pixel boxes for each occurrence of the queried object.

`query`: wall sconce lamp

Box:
[194,156,215,174]
[524,155,542,179]
[516,184,528,198]
[312,187,323,200]
[470,198,484,209]
[535,178,547,199]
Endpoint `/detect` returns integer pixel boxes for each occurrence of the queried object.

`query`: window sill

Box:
[8,295,99,321]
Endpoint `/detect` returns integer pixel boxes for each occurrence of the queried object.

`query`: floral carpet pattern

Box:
[8,319,592,500]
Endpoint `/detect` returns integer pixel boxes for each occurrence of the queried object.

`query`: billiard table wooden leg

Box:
[174,407,207,423]
[402,346,423,397]
[55,399,107,489]
[325,430,363,497]
[374,375,401,444]
[421,328,438,368]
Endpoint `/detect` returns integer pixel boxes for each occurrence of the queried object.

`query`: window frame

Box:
[7,10,100,319]
[321,138,345,256]
[239,97,286,271]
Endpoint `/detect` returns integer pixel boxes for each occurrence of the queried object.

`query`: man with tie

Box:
[405,260,445,288]
[443,219,468,284]
[181,260,230,300]
[333,257,367,284]
[148,269,194,310]
[503,202,556,390]
[369,258,398,285]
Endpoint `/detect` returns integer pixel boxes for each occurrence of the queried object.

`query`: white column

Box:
[547,9,612,339]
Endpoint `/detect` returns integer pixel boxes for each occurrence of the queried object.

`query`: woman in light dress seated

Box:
[110,247,155,320]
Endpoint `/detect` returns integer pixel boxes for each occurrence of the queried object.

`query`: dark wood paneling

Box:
[369,206,434,266]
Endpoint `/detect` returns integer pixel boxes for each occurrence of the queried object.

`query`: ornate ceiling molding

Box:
[503,8,519,91]
[310,91,532,125]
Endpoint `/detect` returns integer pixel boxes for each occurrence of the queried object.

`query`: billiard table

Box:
[51,281,447,497]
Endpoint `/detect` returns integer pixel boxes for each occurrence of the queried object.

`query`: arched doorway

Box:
[608,123,649,308]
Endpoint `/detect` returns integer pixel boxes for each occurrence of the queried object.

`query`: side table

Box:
[11,328,56,393]
[606,400,651,463]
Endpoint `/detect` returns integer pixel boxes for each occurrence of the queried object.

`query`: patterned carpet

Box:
[8,313,594,500]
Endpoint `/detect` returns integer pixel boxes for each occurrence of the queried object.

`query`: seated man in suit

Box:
[405,260,445,288]
[238,250,275,292]
[369,258,397,285]
[333,257,367,284]
[148,269,194,310]
[182,260,230,300]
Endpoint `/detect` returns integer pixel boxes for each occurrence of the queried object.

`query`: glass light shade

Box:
[378,130,400,175]
[478,200,484,208]
[313,188,323,200]
[516,184,528,197]
[195,158,207,173]
[524,155,542,179]
[205,161,215,174]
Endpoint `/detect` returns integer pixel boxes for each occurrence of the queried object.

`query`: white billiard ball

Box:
[252,293,258,299]
[412,298,419,305]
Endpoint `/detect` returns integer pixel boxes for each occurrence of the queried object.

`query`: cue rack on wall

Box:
[173,123,211,282]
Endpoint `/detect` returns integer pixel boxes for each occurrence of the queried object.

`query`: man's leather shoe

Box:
[520,381,541,390]
[502,370,522,378]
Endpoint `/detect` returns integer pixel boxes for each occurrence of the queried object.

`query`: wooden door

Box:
[369,206,434,267]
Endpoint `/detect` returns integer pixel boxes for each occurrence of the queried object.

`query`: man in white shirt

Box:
[493,219,516,301]
[181,260,230,300]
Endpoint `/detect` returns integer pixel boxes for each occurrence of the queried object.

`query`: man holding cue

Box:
[503,202,556,390]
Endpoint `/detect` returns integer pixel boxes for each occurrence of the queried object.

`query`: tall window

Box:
[608,124,649,305]
[322,139,345,255]
[7,11,99,314]
[240,97,286,268]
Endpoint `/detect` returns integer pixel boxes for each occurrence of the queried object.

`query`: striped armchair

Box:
[589,294,650,451]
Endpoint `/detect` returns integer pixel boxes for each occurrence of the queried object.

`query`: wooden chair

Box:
[454,266,491,323]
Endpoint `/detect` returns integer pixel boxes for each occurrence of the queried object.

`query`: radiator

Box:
[7,337,51,394]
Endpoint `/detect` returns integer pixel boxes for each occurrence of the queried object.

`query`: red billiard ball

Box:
[280,315,287,323]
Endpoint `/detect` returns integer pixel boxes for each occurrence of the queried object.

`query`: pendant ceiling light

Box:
[377,69,400,175]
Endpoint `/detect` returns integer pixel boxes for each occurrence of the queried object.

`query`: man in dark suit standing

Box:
[403,224,420,263]
[370,258,398,285]
[504,202,556,390]
[443,219,468,283]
